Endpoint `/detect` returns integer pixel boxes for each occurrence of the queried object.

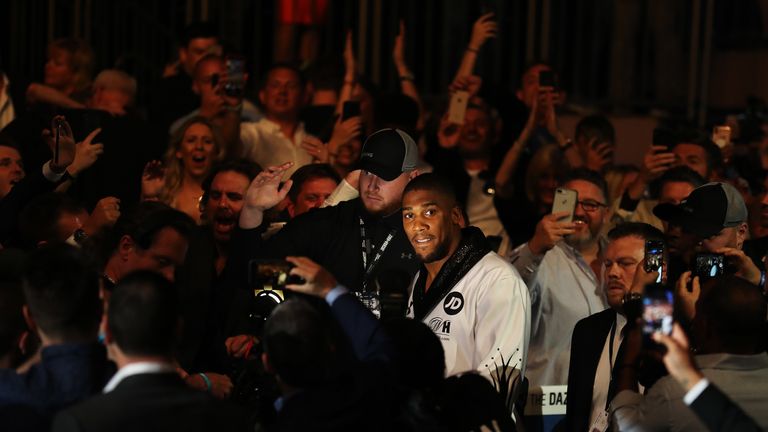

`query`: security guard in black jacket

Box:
[227,129,421,318]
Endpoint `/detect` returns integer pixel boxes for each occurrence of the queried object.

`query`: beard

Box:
[565,217,597,249]
[416,237,452,264]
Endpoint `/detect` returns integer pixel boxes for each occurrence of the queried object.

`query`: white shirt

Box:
[240,117,314,179]
[589,312,630,427]
[102,361,176,393]
[465,169,510,255]
[406,252,531,384]
[509,242,608,388]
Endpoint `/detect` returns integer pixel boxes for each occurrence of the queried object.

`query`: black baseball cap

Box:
[653,182,747,238]
[358,128,418,181]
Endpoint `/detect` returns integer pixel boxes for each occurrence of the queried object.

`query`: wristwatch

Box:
[622,292,642,305]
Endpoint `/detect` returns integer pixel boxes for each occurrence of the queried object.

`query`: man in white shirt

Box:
[51,271,245,432]
[509,168,610,391]
[403,173,530,393]
[241,64,314,179]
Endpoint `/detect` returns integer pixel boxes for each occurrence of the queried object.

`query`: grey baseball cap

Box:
[654,182,747,238]
[358,128,418,181]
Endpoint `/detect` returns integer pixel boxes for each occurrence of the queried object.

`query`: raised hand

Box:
[449,75,483,98]
[469,12,498,51]
[393,20,407,69]
[42,116,76,172]
[301,136,330,163]
[240,162,294,229]
[652,323,704,391]
[141,160,165,201]
[82,196,121,235]
[528,212,577,256]
[640,145,676,182]
[716,247,762,285]
[437,112,461,149]
[343,30,356,81]
[675,271,700,321]
[285,256,338,297]
[328,116,362,155]
[68,128,104,176]
[584,137,614,172]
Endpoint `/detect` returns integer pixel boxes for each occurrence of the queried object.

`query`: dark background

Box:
[2,0,767,126]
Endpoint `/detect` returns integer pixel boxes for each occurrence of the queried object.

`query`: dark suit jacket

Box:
[563,308,617,432]
[689,383,762,432]
[51,372,247,432]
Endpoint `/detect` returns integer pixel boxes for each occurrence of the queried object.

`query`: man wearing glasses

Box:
[510,168,610,392]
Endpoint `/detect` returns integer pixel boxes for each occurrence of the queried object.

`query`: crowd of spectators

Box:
[0,9,767,432]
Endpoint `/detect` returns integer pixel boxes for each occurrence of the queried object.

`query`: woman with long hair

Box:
[142,117,224,223]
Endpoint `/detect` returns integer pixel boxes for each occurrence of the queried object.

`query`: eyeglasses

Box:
[577,200,607,212]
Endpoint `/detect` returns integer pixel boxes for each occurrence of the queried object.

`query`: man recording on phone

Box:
[653,181,763,291]
[610,275,768,431]
[509,168,610,392]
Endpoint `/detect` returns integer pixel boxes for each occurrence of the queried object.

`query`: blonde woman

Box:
[142,117,224,223]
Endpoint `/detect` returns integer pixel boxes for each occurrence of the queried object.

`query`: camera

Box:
[247,259,305,329]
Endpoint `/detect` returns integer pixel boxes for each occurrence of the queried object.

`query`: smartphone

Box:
[551,188,578,222]
[642,284,674,336]
[644,240,664,284]
[54,117,64,165]
[652,127,675,152]
[712,125,732,149]
[342,100,361,121]
[448,90,470,124]
[248,259,305,290]
[224,55,246,98]
[694,253,725,279]
[538,70,555,88]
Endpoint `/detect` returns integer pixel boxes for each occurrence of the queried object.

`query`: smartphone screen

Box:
[652,128,675,152]
[551,188,577,223]
[342,100,361,120]
[248,259,304,290]
[694,254,725,279]
[448,90,470,124]
[224,55,246,97]
[644,240,664,284]
[642,284,674,336]
[538,70,555,88]
[712,125,732,149]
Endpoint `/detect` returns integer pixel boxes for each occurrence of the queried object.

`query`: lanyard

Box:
[359,217,396,291]
[605,315,618,411]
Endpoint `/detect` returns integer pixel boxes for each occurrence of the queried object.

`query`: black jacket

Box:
[227,198,419,299]
[51,373,247,432]
[564,309,617,432]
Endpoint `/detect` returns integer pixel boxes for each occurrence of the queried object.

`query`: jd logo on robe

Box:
[443,292,464,315]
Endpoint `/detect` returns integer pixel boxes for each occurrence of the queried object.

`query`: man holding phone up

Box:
[653,182,763,294]
[509,168,610,391]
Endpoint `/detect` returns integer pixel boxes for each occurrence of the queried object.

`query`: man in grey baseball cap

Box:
[654,182,763,288]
